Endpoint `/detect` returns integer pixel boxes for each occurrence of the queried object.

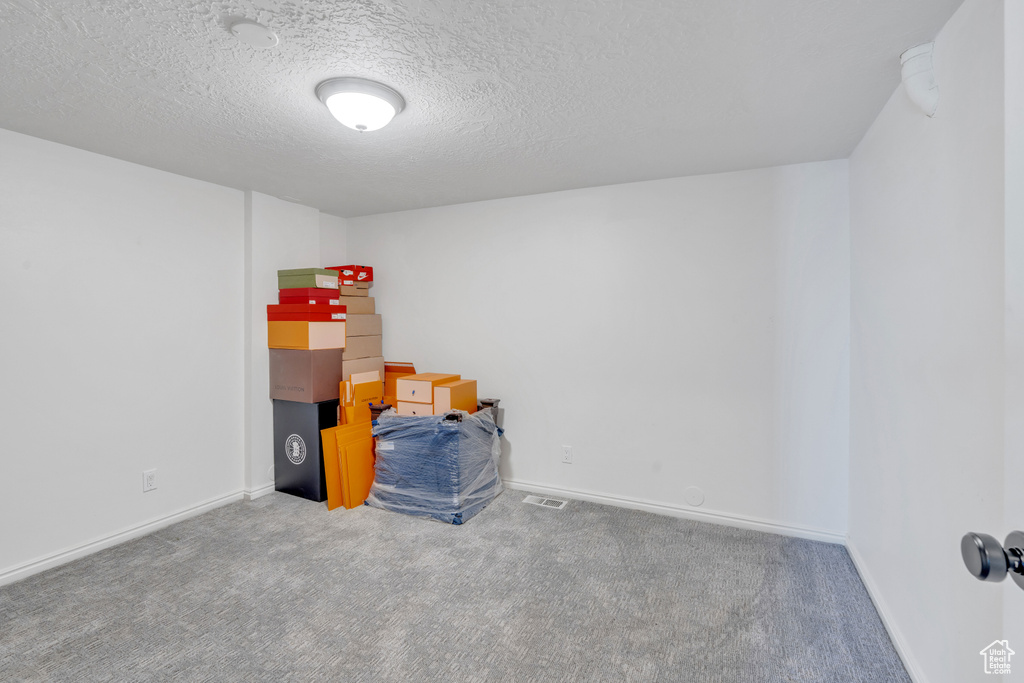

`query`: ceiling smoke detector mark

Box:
[523,495,568,510]
[229,20,278,48]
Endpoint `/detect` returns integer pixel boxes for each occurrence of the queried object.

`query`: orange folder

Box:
[320,421,376,510]
[339,372,383,425]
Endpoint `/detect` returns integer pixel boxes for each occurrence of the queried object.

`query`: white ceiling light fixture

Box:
[315,77,405,132]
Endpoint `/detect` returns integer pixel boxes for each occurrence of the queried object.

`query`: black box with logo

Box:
[272,398,340,502]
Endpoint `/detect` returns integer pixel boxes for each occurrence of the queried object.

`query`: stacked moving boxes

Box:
[268,268,344,502]
[266,265,501,524]
[326,266,384,383]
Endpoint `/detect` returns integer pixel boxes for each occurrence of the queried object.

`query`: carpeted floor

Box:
[0,490,909,682]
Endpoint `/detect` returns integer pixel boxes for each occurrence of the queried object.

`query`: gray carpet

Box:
[0,491,909,682]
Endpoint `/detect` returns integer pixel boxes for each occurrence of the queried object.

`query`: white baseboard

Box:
[846,537,927,683]
[0,490,244,588]
[502,479,846,544]
[244,482,276,501]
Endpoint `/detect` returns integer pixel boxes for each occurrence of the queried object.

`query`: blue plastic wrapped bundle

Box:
[366,409,503,524]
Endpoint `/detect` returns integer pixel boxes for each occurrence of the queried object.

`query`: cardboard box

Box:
[269,348,343,403]
[346,314,382,337]
[342,356,385,382]
[278,295,342,306]
[397,400,434,416]
[328,266,355,277]
[278,273,338,290]
[268,321,346,350]
[341,335,382,360]
[329,265,373,282]
[397,373,461,403]
[337,284,368,297]
[433,379,478,414]
[320,422,376,511]
[278,268,337,278]
[267,312,346,322]
[267,304,347,322]
[278,287,342,305]
[384,362,417,398]
[273,398,339,502]
[332,296,374,314]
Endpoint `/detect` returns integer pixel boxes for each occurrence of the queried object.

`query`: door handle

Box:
[961,531,1024,590]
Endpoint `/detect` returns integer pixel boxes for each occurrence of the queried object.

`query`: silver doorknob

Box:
[961,531,1024,590]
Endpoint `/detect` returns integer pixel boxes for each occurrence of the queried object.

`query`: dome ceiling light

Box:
[315,77,406,132]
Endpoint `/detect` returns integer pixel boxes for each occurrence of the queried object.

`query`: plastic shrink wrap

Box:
[366,409,502,524]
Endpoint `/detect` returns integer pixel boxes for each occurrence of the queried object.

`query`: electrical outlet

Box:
[143,469,157,492]
[561,445,572,464]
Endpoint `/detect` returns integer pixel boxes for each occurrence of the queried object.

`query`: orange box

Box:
[320,422,376,511]
[433,379,477,414]
[396,373,460,404]
[397,401,434,416]
[384,362,416,397]
[268,321,346,350]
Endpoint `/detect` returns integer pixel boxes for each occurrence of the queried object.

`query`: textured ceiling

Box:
[0,0,962,217]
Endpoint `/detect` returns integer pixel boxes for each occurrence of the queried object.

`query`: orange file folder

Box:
[320,422,376,511]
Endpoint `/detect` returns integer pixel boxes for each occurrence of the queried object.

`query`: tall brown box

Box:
[269,348,344,403]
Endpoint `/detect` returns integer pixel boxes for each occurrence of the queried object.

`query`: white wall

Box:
[348,160,850,539]
[319,212,349,266]
[0,133,347,582]
[0,129,246,582]
[243,193,322,495]
[848,1,1005,680]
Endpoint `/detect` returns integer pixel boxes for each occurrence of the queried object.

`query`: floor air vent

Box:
[523,495,568,509]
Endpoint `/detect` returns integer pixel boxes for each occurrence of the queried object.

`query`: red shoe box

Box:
[328,265,373,283]
[278,288,342,305]
[267,304,347,322]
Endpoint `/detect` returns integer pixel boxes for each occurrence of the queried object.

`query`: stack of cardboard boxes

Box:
[267,266,493,513]
[325,265,384,383]
[268,267,347,503]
